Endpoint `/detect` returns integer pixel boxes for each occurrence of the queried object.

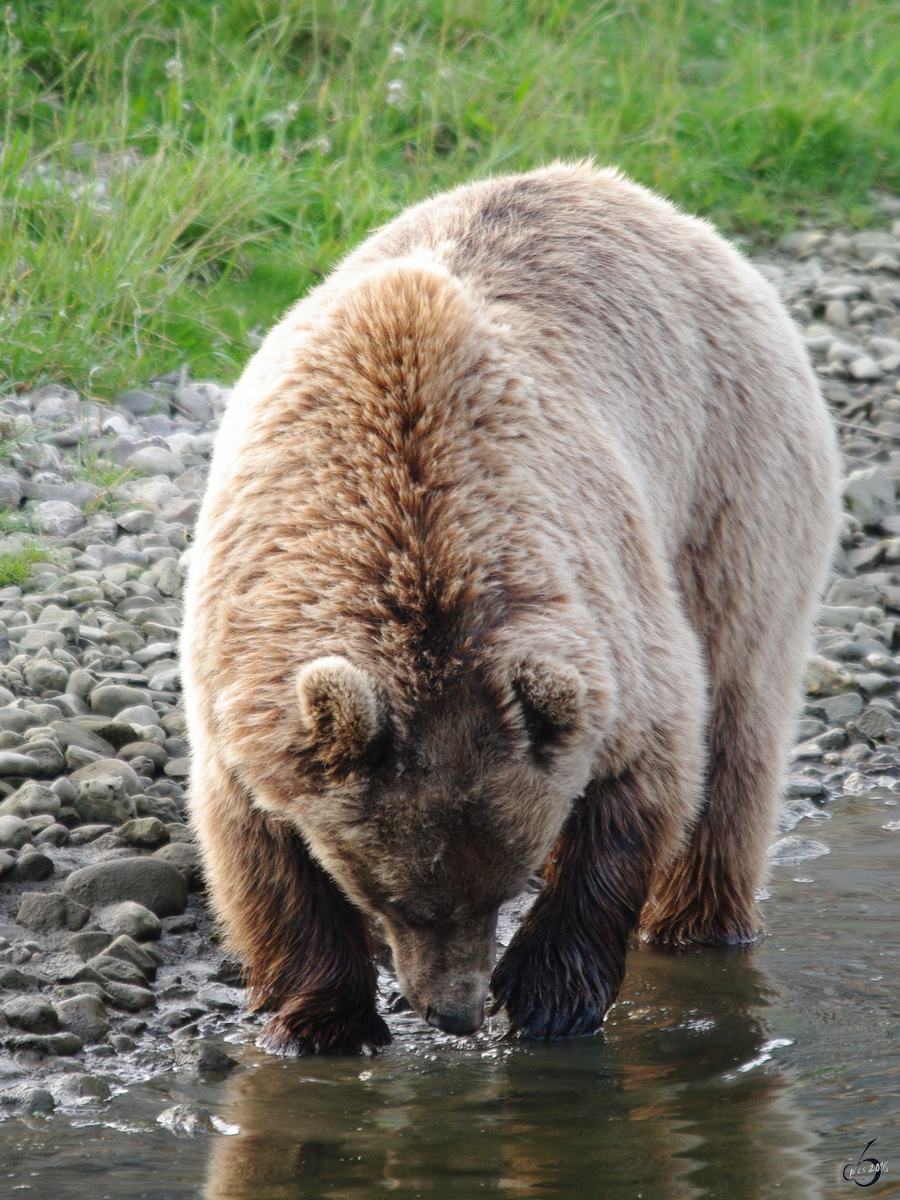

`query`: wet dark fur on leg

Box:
[490,771,664,1040]
[243,820,391,1055]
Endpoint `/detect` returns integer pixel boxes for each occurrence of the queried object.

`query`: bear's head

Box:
[290,651,610,1035]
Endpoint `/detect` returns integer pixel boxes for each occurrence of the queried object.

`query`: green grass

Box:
[72,445,138,512]
[0,542,55,588]
[0,507,31,535]
[2,0,900,397]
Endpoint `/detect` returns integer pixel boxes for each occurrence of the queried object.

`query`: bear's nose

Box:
[425,1005,484,1035]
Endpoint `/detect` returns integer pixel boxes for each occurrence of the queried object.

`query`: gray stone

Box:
[116,509,157,534]
[96,901,161,941]
[74,775,136,825]
[843,467,897,529]
[854,708,899,740]
[825,579,882,608]
[150,666,181,692]
[856,672,894,697]
[26,812,58,834]
[164,757,190,780]
[7,1031,83,1055]
[849,356,882,380]
[16,892,90,933]
[68,823,113,844]
[55,994,110,1043]
[31,500,85,536]
[136,793,182,823]
[10,851,54,882]
[0,851,14,876]
[852,230,900,256]
[157,1103,218,1137]
[0,967,40,991]
[785,778,826,799]
[66,744,100,772]
[90,684,152,716]
[66,668,99,699]
[0,708,43,734]
[153,840,203,890]
[172,386,214,423]
[127,446,185,478]
[0,814,32,849]
[0,473,22,508]
[816,696,868,720]
[2,995,59,1034]
[114,705,162,728]
[57,1072,111,1101]
[795,718,826,741]
[34,822,70,847]
[815,726,848,750]
[116,389,162,416]
[0,751,43,778]
[20,739,66,777]
[174,1039,237,1073]
[101,979,156,1011]
[24,1088,55,1113]
[102,934,159,979]
[85,954,149,987]
[118,816,169,847]
[62,856,188,916]
[118,732,165,760]
[50,776,77,804]
[0,781,61,819]
[16,628,65,653]
[23,659,69,692]
[68,931,113,960]
[197,983,241,1011]
[819,604,884,632]
[71,756,143,797]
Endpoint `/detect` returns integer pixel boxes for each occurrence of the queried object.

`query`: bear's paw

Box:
[490,930,620,1041]
[258,1005,392,1057]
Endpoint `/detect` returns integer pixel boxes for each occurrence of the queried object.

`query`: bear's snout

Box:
[425,1003,485,1036]
[385,910,497,1039]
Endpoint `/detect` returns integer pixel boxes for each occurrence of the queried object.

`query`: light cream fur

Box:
[183,164,840,1042]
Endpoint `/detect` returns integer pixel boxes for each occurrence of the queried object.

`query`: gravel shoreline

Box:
[2,221,900,1123]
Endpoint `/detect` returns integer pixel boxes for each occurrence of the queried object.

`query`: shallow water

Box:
[2,791,899,1200]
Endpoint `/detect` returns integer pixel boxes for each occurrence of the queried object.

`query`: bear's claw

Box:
[258,1009,391,1057]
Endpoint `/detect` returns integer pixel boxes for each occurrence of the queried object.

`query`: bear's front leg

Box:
[253,839,392,1057]
[490,768,672,1040]
[190,752,390,1056]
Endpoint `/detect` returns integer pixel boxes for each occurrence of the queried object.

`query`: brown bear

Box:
[182,163,840,1054]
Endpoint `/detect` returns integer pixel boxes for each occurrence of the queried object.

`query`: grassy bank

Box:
[2,0,899,396]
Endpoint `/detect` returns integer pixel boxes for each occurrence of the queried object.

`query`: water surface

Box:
[2,790,898,1199]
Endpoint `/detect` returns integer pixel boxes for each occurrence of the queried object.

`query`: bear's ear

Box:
[511,657,587,750]
[296,656,383,764]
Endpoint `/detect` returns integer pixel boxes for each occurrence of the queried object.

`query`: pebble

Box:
[2,995,59,1034]
[16,892,90,933]
[96,900,162,941]
[73,774,136,825]
[153,841,203,890]
[62,856,189,916]
[11,851,54,882]
[55,994,111,1043]
[57,1072,111,1102]
[0,814,33,849]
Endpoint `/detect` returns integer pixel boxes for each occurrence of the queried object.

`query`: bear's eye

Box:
[386,901,437,929]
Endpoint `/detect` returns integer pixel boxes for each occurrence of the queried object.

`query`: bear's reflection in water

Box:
[203,947,820,1200]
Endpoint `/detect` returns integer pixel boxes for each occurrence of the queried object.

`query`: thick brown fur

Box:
[183,164,840,1049]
